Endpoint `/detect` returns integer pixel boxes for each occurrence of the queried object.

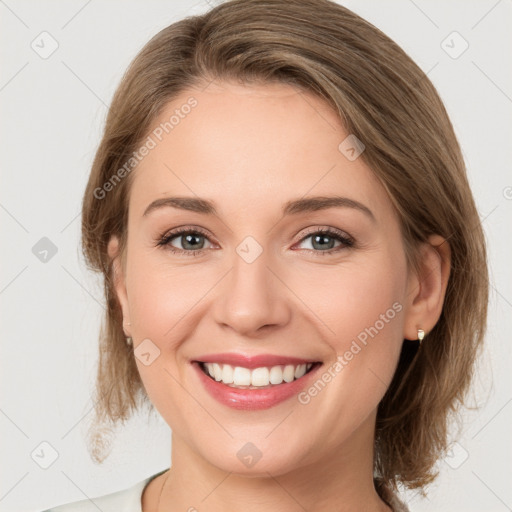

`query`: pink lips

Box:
[191,355,322,411]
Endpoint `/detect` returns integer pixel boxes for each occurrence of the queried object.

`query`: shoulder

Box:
[39,469,168,512]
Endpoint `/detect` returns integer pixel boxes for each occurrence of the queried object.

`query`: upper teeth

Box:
[203,362,314,387]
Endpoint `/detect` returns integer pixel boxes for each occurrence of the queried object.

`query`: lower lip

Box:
[192,362,322,410]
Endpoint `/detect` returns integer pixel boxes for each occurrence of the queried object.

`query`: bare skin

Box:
[108,80,450,511]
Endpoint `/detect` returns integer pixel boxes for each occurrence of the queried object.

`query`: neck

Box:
[153,412,391,512]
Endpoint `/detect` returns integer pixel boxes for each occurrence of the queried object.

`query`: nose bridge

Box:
[212,242,291,336]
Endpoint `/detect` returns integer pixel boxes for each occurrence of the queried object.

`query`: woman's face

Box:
[110,80,417,475]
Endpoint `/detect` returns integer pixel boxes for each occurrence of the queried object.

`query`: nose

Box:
[211,249,292,337]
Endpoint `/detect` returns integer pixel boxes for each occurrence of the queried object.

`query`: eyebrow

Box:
[143,195,376,222]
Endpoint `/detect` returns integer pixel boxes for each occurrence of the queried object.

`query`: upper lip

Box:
[192,353,321,369]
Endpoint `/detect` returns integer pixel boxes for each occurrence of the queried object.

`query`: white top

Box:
[41,469,410,511]
[40,469,168,512]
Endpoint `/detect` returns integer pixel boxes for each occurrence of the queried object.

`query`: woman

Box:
[43,0,488,510]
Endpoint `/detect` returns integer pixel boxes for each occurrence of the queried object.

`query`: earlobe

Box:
[107,236,131,335]
[403,234,451,341]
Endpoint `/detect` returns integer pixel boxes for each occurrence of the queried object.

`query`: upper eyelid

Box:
[298,225,352,239]
[164,226,215,242]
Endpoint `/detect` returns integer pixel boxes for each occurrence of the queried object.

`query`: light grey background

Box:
[1,1,511,511]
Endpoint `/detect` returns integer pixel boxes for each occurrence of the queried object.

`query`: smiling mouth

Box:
[197,361,322,389]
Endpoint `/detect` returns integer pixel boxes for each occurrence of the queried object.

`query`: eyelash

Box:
[155,226,354,257]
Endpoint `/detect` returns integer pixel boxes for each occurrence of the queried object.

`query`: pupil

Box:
[313,234,334,250]
[183,234,203,250]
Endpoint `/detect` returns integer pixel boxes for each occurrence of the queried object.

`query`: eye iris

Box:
[182,233,204,250]
[312,234,335,250]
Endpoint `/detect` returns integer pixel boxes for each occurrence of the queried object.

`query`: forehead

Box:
[128,80,394,223]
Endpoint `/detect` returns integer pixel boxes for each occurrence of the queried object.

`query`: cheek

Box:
[125,249,198,342]
[306,255,407,419]
[124,251,203,418]
[293,252,406,344]
[292,252,406,383]
[334,262,404,343]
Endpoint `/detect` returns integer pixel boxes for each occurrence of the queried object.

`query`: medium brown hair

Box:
[81,0,488,495]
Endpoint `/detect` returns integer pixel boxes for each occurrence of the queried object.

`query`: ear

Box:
[107,235,131,336]
[403,234,451,341]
